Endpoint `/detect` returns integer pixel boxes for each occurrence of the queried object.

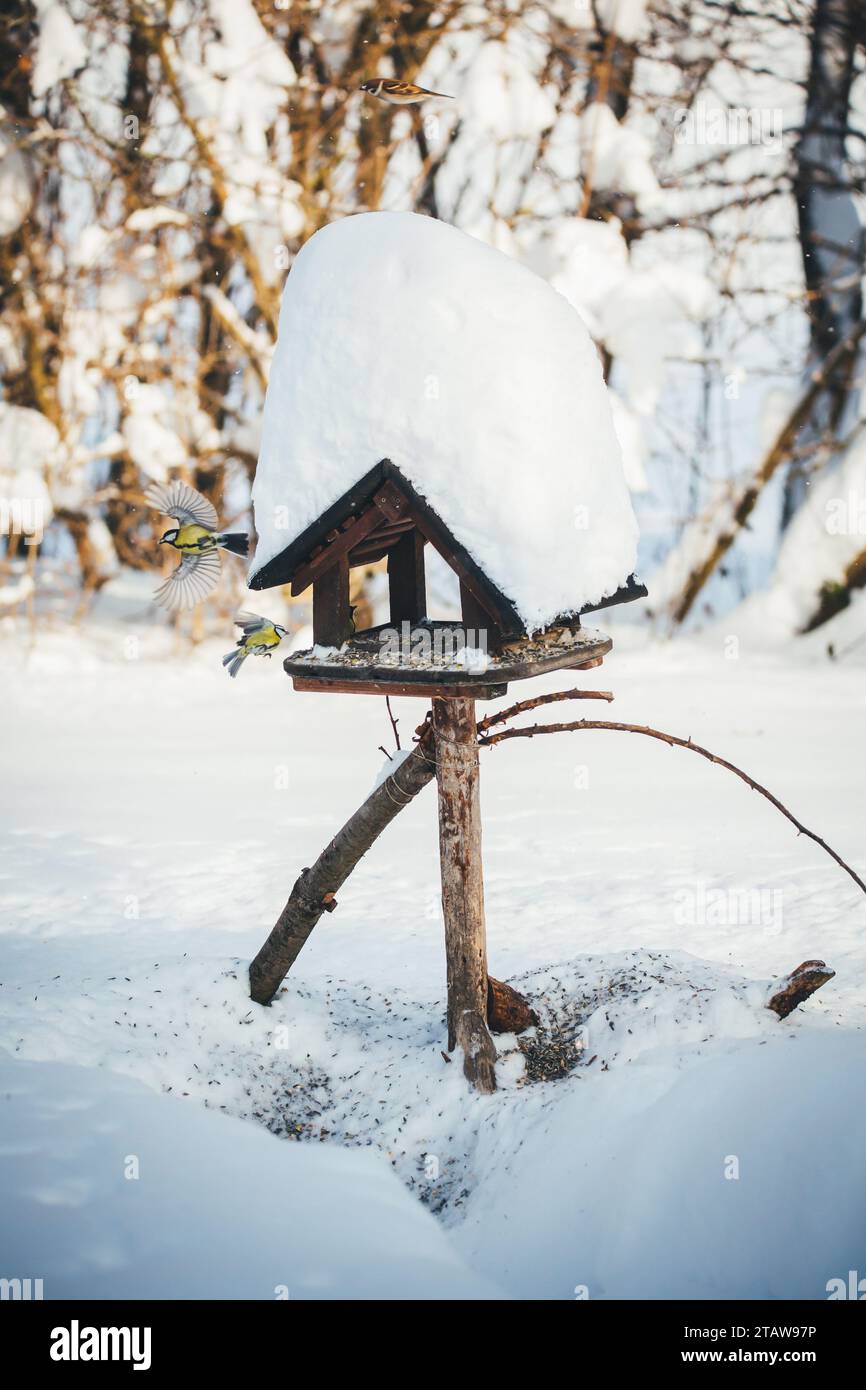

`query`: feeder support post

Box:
[431,695,497,1094]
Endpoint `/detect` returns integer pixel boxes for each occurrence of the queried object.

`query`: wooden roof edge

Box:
[578,573,648,617]
[248,457,526,635]
[248,458,387,591]
[249,457,646,630]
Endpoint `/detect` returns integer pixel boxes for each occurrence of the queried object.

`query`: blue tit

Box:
[146,480,249,611]
[223,611,289,678]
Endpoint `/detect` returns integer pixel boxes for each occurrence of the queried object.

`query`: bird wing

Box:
[387,80,452,98]
[145,479,219,531]
[153,549,222,611]
[233,610,269,634]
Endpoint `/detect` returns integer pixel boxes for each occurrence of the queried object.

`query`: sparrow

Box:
[145,480,248,611]
[222,611,289,678]
[359,79,454,106]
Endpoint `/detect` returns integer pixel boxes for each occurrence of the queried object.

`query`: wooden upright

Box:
[431,695,497,1094]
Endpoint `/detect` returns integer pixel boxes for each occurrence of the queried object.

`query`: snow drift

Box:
[0,1056,501,1300]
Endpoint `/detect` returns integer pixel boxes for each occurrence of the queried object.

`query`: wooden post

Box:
[431,695,497,1093]
[313,553,351,646]
[459,579,502,654]
[388,529,426,624]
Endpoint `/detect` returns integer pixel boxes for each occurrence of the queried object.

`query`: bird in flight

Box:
[360,79,454,105]
[222,611,289,678]
[145,479,248,611]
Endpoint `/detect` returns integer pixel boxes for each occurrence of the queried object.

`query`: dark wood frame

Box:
[250,458,646,650]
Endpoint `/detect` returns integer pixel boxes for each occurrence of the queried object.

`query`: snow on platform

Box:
[251,211,638,629]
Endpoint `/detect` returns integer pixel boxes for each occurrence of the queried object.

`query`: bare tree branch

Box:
[480,716,866,896]
[668,317,866,625]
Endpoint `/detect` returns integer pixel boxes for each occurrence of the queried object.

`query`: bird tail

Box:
[217,532,249,556]
[222,647,247,678]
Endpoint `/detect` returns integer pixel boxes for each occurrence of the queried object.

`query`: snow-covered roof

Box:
[250,212,639,630]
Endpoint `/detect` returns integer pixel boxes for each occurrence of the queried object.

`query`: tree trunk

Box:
[667,318,866,626]
[784,0,865,526]
[432,696,497,1094]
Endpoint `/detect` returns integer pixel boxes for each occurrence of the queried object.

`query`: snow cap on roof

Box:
[250,211,638,629]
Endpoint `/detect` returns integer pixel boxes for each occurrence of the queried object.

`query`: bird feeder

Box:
[247,211,645,1091]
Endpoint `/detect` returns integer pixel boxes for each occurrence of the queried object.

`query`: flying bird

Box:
[145,480,248,611]
[222,611,289,678]
[359,79,454,106]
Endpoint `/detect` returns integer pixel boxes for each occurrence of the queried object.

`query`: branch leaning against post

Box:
[248,689,613,1005]
[249,688,863,1007]
[248,721,437,1004]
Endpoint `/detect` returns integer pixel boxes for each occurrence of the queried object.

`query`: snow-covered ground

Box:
[1,614,864,1299]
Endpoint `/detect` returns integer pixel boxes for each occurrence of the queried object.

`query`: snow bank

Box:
[251,212,638,628]
[458,1032,866,1299]
[0,1056,501,1300]
[1,641,864,1300]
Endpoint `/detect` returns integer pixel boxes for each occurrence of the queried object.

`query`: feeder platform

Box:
[285,620,611,700]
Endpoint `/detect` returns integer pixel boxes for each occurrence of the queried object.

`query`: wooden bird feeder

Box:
[249,455,645,1092]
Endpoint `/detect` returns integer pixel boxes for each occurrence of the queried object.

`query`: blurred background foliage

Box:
[1,0,864,644]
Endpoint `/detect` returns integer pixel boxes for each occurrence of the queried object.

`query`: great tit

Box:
[146,480,248,611]
[222,611,289,678]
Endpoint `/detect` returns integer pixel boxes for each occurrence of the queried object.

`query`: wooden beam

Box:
[388,529,427,625]
[373,478,411,523]
[350,518,415,565]
[349,541,402,566]
[292,507,379,595]
[460,580,502,653]
[312,553,350,646]
[432,695,497,1093]
[291,484,410,596]
[292,675,508,699]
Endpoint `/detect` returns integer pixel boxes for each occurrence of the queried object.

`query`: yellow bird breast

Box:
[173,524,215,551]
[245,625,281,652]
